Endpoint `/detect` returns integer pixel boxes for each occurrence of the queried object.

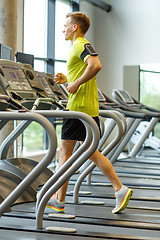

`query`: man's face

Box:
[63,17,74,41]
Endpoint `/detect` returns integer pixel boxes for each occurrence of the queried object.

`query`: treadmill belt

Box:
[9,201,160,225]
[1,215,160,239]
[67,183,160,201]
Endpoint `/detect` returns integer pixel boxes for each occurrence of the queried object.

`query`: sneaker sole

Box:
[112,189,133,214]
[46,204,65,212]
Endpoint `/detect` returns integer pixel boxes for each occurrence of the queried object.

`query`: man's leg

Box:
[90,150,122,192]
[89,149,133,213]
[46,139,77,211]
[56,139,77,202]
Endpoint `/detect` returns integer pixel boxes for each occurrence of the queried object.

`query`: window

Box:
[22,0,74,157]
[23,0,48,156]
[140,64,160,110]
[54,0,71,74]
[23,0,48,72]
[22,122,44,155]
[140,64,160,138]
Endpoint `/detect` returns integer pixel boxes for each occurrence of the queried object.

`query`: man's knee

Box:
[60,140,77,156]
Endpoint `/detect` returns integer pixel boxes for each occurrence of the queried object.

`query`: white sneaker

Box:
[112,185,133,214]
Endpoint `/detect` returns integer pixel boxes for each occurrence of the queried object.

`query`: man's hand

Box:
[54,73,67,84]
[67,81,79,94]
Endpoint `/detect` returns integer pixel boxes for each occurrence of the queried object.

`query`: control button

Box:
[26,70,34,80]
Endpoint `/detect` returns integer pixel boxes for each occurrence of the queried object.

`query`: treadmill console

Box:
[35,71,59,100]
[20,63,47,98]
[113,89,134,104]
[97,88,106,102]
[0,60,36,99]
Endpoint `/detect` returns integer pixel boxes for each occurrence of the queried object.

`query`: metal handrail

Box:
[0,97,63,159]
[0,111,57,215]
[73,110,124,203]
[33,110,100,229]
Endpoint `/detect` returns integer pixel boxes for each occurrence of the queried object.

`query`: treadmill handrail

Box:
[112,89,160,118]
[73,110,125,203]
[132,96,160,113]
[0,97,64,160]
[34,110,100,229]
[0,94,28,111]
[109,118,142,163]
[112,89,160,158]
[100,93,147,119]
[32,97,65,110]
[0,111,57,215]
[35,111,95,209]
[98,110,126,152]
[99,103,147,119]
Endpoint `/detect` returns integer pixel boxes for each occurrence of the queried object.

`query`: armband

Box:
[81,43,98,61]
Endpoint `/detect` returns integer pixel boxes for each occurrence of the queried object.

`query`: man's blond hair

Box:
[66,12,90,35]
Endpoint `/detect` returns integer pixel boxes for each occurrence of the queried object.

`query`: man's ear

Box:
[72,24,78,31]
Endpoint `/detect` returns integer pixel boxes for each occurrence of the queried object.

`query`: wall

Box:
[80,1,96,46]
[123,65,139,99]
[17,0,24,52]
[0,0,23,59]
[0,0,17,60]
[81,0,160,99]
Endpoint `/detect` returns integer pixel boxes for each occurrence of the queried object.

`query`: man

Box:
[47,12,133,214]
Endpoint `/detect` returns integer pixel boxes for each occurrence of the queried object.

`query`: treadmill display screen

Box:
[116,90,134,103]
[9,72,16,79]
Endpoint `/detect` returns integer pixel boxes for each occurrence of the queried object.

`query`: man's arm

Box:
[67,55,101,94]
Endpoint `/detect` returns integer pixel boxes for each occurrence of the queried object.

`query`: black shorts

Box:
[61,117,101,141]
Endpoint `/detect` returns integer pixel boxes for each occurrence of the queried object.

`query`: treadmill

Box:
[0,60,56,192]
[1,62,160,239]
[1,102,160,239]
[65,90,160,233]
[112,89,160,158]
[1,105,160,239]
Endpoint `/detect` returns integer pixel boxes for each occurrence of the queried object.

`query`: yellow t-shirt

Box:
[66,37,99,117]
